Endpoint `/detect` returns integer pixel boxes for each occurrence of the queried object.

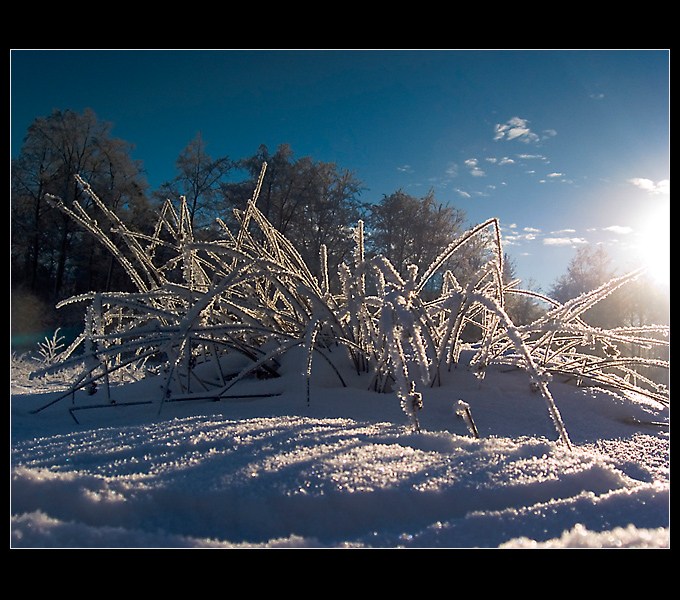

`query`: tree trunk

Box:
[27,181,46,291]
[52,216,71,302]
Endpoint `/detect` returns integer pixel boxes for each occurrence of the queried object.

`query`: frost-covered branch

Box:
[31,171,668,443]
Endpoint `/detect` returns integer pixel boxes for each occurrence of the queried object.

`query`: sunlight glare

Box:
[636,202,670,288]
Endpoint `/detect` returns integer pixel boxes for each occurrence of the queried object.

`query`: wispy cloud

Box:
[628,177,669,195]
[540,172,573,184]
[503,229,540,244]
[517,153,549,161]
[543,237,588,246]
[589,92,605,100]
[445,163,459,177]
[502,236,520,246]
[419,162,460,190]
[485,156,515,166]
[503,223,590,248]
[603,225,633,235]
[504,227,541,243]
[454,188,471,198]
[397,164,413,173]
[464,158,485,177]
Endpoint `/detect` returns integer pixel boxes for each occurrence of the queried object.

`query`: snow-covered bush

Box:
[30,167,669,447]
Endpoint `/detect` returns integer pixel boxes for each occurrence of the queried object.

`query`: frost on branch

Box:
[31,168,669,445]
[455,400,480,439]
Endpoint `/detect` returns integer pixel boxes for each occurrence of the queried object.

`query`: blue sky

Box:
[10,49,670,291]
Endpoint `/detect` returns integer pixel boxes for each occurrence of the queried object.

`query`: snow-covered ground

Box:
[10,349,669,548]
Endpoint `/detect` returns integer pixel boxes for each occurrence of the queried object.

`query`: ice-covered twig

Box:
[455,400,480,438]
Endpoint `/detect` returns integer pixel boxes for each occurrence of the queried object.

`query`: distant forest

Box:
[11,109,669,350]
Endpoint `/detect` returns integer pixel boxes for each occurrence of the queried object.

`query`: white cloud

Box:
[485,156,514,166]
[445,163,459,177]
[517,154,548,161]
[464,158,485,177]
[628,178,669,195]
[501,224,543,245]
[504,233,540,244]
[507,128,534,142]
[551,229,576,234]
[541,172,573,184]
[543,237,588,246]
[589,93,605,100]
[455,188,471,198]
[603,225,633,235]
[494,117,552,144]
[397,164,413,173]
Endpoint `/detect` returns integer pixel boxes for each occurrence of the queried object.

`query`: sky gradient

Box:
[10,49,670,291]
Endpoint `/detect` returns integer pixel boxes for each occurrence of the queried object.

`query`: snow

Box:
[10,350,669,549]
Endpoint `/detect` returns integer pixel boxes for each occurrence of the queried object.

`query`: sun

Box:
[635,201,670,288]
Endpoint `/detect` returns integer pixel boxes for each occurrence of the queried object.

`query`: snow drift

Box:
[11,351,669,548]
[10,167,669,548]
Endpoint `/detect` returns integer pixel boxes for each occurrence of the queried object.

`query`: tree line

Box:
[11,109,668,348]
[10,109,485,341]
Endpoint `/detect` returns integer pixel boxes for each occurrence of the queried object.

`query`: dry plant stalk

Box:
[31,167,669,447]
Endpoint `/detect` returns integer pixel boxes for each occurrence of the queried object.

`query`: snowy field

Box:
[10,349,669,549]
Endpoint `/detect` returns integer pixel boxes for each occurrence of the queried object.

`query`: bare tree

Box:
[366,190,469,279]
[223,144,364,283]
[11,108,149,302]
[155,133,232,228]
[550,245,623,328]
